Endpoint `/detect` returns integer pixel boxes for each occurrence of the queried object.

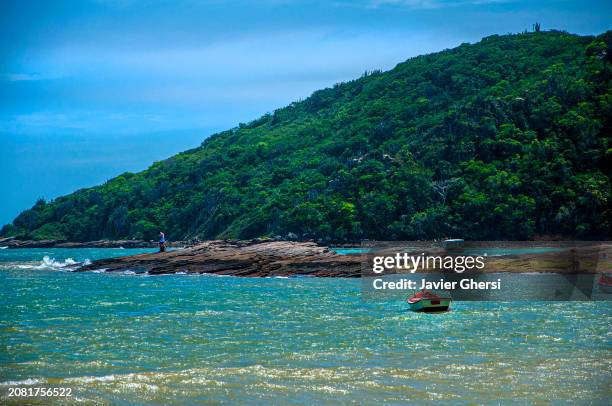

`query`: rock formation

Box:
[77,240,362,277]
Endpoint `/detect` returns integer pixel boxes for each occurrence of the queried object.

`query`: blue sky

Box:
[1,0,611,226]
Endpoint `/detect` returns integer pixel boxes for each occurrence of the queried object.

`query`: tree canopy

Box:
[3,30,611,242]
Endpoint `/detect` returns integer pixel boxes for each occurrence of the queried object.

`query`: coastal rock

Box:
[1,238,60,248]
[0,238,193,249]
[78,240,362,277]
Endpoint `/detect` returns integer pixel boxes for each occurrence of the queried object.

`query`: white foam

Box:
[195,310,224,316]
[120,382,159,392]
[15,256,91,271]
[0,246,8,249]
[202,273,233,277]
[67,374,117,383]
[37,256,78,270]
[1,378,40,386]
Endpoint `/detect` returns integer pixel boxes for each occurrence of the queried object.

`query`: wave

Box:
[0,378,40,386]
[0,246,8,249]
[15,256,91,271]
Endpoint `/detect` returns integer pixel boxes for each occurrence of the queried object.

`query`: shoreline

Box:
[0,237,195,249]
[71,239,610,277]
[1,237,605,250]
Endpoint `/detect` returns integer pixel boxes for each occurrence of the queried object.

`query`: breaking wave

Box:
[0,378,40,386]
[15,256,91,271]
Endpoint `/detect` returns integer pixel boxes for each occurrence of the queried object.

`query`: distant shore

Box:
[0,236,603,250]
[0,237,194,249]
[2,237,609,277]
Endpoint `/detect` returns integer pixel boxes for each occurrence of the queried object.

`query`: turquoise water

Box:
[332,247,564,256]
[1,249,610,404]
[331,248,371,255]
[462,247,564,256]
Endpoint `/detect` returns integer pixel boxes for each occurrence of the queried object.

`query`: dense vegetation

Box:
[3,30,611,242]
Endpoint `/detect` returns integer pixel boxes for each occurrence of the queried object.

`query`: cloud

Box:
[2,27,458,121]
[2,0,609,140]
[0,73,60,82]
[340,0,512,9]
[0,111,174,134]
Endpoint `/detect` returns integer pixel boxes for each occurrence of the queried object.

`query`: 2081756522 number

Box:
[7,387,72,397]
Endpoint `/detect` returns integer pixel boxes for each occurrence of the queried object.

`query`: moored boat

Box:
[407,289,452,312]
[443,238,464,252]
[597,274,612,293]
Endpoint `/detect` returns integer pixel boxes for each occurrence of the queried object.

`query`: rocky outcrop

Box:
[77,240,362,277]
[0,237,60,248]
[0,237,193,249]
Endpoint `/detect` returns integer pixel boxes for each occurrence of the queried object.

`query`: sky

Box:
[1,0,611,226]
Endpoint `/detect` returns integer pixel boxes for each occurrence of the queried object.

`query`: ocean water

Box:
[331,247,564,256]
[331,247,371,255]
[1,249,610,404]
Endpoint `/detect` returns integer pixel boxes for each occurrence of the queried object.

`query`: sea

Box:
[1,248,610,404]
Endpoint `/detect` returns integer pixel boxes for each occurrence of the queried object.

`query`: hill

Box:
[3,30,611,242]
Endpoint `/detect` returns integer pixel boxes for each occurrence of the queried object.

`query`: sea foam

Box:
[14,256,91,271]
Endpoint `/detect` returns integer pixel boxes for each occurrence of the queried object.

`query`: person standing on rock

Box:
[159,231,166,253]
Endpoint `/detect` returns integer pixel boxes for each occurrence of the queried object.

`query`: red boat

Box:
[597,274,612,293]
[407,289,452,312]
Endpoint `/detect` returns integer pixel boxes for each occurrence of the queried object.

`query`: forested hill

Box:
[4,30,612,242]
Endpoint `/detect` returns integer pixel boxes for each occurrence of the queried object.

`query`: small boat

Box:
[443,239,464,250]
[407,289,452,312]
[597,274,612,294]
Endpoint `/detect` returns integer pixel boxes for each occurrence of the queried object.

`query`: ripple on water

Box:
[1,249,611,404]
